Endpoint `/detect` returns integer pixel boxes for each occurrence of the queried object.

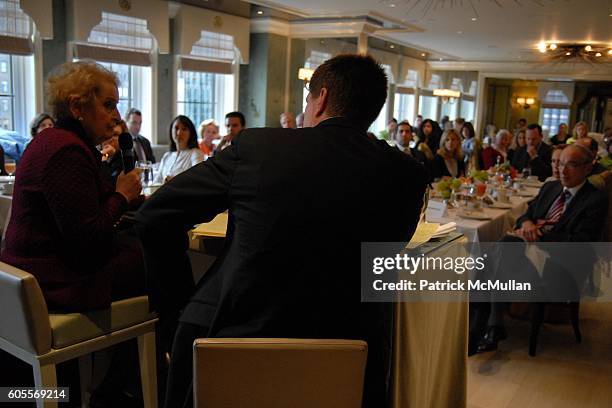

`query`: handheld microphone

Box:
[118,132,135,173]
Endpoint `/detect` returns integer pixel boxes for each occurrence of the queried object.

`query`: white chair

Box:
[0,261,158,408]
[193,338,368,408]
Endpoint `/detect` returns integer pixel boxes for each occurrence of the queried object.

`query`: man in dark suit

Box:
[472,144,608,353]
[395,120,429,178]
[510,123,552,181]
[125,108,156,163]
[135,54,428,408]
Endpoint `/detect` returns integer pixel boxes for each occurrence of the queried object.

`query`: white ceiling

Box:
[247,0,612,62]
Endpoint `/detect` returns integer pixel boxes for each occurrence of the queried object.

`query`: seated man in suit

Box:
[135,54,428,408]
[125,107,156,163]
[395,120,429,174]
[472,144,608,353]
[510,123,552,181]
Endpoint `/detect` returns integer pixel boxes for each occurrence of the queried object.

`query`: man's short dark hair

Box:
[125,107,142,119]
[398,120,411,129]
[308,54,387,128]
[226,111,245,127]
[527,123,542,135]
[519,118,527,124]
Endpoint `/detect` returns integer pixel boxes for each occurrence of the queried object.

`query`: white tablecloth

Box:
[426,188,538,242]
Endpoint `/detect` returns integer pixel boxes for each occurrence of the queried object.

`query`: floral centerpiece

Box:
[490,161,518,179]
[436,177,463,199]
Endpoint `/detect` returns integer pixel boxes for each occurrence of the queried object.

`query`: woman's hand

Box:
[100,144,116,161]
[116,169,142,202]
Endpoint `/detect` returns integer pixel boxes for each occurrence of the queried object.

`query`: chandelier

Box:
[378,0,558,18]
[537,42,612,64]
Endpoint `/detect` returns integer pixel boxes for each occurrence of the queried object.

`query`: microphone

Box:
[118,132,135,173]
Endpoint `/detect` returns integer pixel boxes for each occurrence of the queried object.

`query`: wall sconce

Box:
[298,68,314,81]
[433,88,461,104]
[516,97,535,109]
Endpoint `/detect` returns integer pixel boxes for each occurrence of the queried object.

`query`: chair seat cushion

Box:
[49,296,156,349]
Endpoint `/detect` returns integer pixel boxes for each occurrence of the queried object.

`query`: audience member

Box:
[483,124,497,147]
[395,120,429,174]
[511,123,552,181]
[216,111,245,152]
[513,118,527,137]
[100,121,125,186]
[460,122,481,171]
[544,144,566,182]
[125,108,156,163]
[454,117,465,135]
[296,112,304,128]
[415,114,423,129]
[440,115,451,131]
[419,118,442,155]
[280,112,296,129]
[387,118,398,139]
[415,119,434,161]
[29,113,55,137]
[198,119,220,157]
[575,136,606,175]
[472,144,608,353]
[153,115,204,184]
[432,129,465,179]
[481,129,512,169]
[134,54,427,408]
[510,129,526,153]
[550,123,569,145]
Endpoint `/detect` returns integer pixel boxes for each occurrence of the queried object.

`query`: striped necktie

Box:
[543,189,571,225]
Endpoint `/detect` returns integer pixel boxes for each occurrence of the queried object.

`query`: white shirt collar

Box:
[564,180,586,198]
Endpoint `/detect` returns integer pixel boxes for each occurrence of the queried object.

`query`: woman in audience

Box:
[460,121,481,171]
[550,123,569,145]
[29,113,55,137]
[154,115,204,184]
[432,129,465,179]
[509,129,526,157]
[415,119,436,161]
[198,119,220,157]
[1,61,145,311]
[481,129,512,169]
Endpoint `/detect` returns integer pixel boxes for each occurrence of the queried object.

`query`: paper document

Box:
[191,212,229,238]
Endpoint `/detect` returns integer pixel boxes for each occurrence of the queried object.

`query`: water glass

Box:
[136,160,153,186]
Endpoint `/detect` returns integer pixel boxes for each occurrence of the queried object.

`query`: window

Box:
[302,51,332,112]
[0,62,6,73]
[176,70,234,131]
[369,100,388,137]
[460,100,475,122]
[177,30,237,129]
[440,100,458,121]
[540,107,570,135]
[418,95,438,121]
[394,93,415,123]
[0,52,34,135]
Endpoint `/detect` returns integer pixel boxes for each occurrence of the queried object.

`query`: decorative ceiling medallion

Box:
[118,0,131,12]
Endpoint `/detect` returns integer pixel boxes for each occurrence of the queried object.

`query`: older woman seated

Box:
[0,61,144,312]
[154,115,204,184]
[481,129,512,169]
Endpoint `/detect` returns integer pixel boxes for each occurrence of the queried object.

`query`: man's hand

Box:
[527,145,538,159]
[515,220,542,242]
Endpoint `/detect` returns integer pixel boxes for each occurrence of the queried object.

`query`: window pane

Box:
[0,96,13,130]
[419,95,438,121]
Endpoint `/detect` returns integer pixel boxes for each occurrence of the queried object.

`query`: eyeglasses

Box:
[558,161,590,169]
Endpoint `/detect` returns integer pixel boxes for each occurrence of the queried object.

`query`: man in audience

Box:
[575,136,606,175]
[125,108,156,163]
[135,54,428,408]
[415,114,423,129]
[296,112,304,128]
[511,123,552,181]
[215,111,245,153]
[513,118,527,137]
[454,117,465,135]
[387,118,398,139]
[280,112,296,129]
[395,120,428,172]
[545,144,565,182]
[472,144,608,353]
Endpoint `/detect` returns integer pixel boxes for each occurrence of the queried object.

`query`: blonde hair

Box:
[438,129,463,160]
[46,60,118,121]
[198,119,219,137]
[494,129,512,147]
[573,121,589,138]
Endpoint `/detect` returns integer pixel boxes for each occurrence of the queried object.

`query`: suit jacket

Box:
[135,117,428,404]
[510,143,553,181]
[134,134,156,163]
[0,118,132,311]
[432,153,465,179]
[515,180,608,242]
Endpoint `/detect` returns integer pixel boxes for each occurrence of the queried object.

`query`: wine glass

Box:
[4,159,16,177]
[136,160,153,187]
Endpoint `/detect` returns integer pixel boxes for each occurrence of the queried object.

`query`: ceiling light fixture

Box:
[421,53,426,57]
[471,17,477,21]
[434,89,460,104]
[537,42,612,63]
[257,10,263,15]
[298,68,314,81]
[389,44,395,49]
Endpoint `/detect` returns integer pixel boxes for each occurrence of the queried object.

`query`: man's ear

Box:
[67,95,83,120]
[314,87,329,117]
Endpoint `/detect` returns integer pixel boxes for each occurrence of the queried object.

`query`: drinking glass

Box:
[522,167,531,179]
[4,159,16,176]
[136,160,153,186]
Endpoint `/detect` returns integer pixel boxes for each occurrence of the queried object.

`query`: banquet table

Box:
[425,186,540,242]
